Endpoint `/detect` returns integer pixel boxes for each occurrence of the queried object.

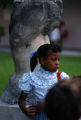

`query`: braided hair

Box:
[30,44,61,71]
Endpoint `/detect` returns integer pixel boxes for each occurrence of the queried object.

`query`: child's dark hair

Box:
[45,83,81,120]
[30,44,61,71]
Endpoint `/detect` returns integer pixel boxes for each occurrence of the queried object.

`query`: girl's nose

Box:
[56,60,59,65]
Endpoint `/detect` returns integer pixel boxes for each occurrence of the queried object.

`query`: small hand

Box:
[34,101,45,114]
[25,105,37,118]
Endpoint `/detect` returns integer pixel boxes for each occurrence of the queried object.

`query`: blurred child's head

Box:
[60,76,81,101]
[68,76,81,102]
[45,81,81,120]
[30,44,61,72]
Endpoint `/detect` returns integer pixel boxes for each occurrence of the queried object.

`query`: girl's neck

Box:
[40,66,57,73]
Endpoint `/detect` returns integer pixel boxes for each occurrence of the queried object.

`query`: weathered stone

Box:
[0,98,30,120]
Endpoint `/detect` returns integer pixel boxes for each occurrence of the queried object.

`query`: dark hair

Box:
[30,44,61,71]
[70,76,81,103]
[60,21,65,26]
[45,83,81,120]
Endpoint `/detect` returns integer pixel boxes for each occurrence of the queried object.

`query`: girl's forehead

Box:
[47,50,60,56]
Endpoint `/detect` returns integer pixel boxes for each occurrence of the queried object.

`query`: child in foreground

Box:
[18,44,69,120]
[45,76,81,120]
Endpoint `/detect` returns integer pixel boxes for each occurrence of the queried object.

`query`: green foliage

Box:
[0,0,13,8]
[0,24,5,36]
[59,55,81,76]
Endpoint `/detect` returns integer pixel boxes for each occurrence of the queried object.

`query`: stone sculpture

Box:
[0,0,63,104]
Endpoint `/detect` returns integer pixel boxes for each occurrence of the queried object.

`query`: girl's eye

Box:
[51,58,56,61]
[51,58,60,61]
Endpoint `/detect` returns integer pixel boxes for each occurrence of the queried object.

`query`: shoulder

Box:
[20,72,31,80]
[29,70,41,79]
[19,71,38,80]
[19,72,34,85]
[60,71,70,80]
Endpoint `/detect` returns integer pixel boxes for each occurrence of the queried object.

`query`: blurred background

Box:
[62,0,81,51]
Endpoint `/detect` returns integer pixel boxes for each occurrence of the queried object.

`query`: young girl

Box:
[18,44,69,120]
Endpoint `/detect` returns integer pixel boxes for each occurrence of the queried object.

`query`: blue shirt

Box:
[19,67,69,120]
[19,67,69,103]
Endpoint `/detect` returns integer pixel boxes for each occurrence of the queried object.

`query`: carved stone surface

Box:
[0,0,63,104]
[0,98,30,120]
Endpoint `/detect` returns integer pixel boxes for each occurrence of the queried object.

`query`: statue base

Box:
[0,98,30,120]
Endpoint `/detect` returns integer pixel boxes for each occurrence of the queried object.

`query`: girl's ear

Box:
[40,58,45,65]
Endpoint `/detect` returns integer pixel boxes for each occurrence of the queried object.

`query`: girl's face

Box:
[40,50,60,72]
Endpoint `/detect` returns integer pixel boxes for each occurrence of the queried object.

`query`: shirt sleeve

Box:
[18,73,32,93]
[60,72,70,80]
